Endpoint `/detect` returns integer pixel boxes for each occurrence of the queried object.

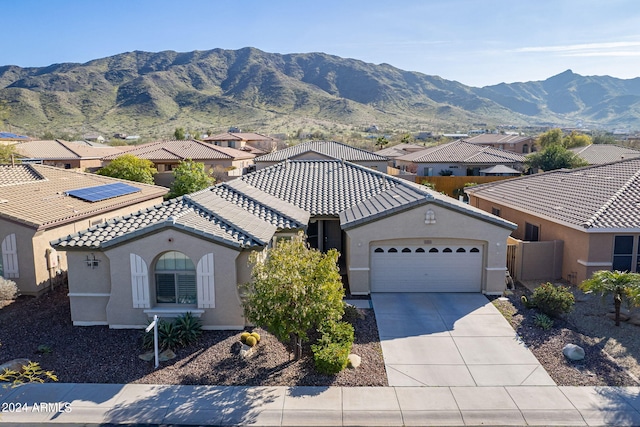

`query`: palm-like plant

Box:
[579,270,640,326]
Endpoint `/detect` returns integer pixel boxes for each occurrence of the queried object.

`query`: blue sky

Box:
[3,0,639,87]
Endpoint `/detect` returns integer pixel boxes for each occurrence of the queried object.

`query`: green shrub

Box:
[533,313,554,330]
[245,335,257,347]
[530,282,575,318]
[240,332,250,343]
[317,320,354,348]
[342,303,364,323]
[311,342,350,374]
[175,312,202,347]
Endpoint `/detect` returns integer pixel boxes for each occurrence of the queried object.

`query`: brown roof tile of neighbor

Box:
[102,140,254,161]
[15,139,123,160]
[570,144,640,165]
[397,140,526,163]
[0,164,168,230]
[203,132,276,142]
[465,158,640,230]
[463,134,533,144]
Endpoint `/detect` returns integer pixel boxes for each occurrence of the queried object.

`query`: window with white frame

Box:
[155,251,196,304]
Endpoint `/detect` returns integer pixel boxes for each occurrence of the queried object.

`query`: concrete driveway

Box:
[371,293,555,387]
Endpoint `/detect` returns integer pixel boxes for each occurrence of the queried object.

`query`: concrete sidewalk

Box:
[2,383,640,426]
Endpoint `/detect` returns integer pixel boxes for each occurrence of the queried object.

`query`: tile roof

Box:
[204,132,275,142]
[374,143,426,158]
[255,141,388,163]
[0,164,168,229]
[463,134,533,144]
[570,144,640,165]
[15,140,122,159]
[102,140,255,161]
[465,158,640,230]
[52,160,514,251]
[396,140,526,163]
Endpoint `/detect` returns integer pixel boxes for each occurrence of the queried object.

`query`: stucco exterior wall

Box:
[0,196,165,296]
[102,228,247,329]
[344,202,512,295]
[66,251,111,325]
[469,195,613,284]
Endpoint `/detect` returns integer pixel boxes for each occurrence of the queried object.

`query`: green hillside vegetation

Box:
[1,49,639,140]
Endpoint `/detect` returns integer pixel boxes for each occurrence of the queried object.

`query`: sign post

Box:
[145,315,159,369]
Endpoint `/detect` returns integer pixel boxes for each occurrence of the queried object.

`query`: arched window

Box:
[429,248,439,253]
[470,248,480,253]
[416,248,425,253]
[388,248,398,253]
[443,248,452,253]
[155,251,196,304]
[456,248,466,253]
[374,248,384,253]
[402,248,412,253]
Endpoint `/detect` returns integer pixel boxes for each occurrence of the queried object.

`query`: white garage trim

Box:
[370,244,483,292]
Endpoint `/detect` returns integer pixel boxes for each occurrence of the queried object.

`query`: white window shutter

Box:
[1,234,19,279]
[197,253,215,308]
[130,254,150,308]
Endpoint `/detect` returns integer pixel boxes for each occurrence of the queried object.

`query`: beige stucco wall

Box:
[0,196,165,296]
[470,195,616,284]
[66,251,111,325]
[344,202,513,295]
[100,228,247,329]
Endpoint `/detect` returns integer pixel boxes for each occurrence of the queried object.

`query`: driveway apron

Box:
[371,292,555,387]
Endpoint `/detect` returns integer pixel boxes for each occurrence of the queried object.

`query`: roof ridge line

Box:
[583,167,640,228]
[183,193,270,245]
[220,182,302,227]
[56,139,83,158]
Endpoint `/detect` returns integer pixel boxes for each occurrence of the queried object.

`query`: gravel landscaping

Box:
[492,281,640,386]
[0,285,387,386]
[2,282,640,387]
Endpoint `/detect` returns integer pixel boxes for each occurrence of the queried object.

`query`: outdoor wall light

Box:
[85,253,101,268]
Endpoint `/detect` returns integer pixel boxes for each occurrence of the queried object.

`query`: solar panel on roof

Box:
[66,182,141,202]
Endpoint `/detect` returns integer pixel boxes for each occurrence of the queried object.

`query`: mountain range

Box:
[1,47,639,138]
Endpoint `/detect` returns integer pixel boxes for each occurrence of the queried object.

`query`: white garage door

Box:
[370,244,483,292]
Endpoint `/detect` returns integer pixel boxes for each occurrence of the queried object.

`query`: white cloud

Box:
[513,41,640,57]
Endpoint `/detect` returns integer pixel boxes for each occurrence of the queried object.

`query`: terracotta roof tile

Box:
[103,140,254,161]
[255,140,387,163]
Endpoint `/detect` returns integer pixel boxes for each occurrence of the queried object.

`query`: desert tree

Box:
[97,154,157,184]
[168,159,215,198]
[580,270,640,326]
[242,232,344,359]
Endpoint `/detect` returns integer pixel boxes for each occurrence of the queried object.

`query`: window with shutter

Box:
[154,251,196,305]
[197,253,215,308]
[130,253,150,308]
[1,234,19,279]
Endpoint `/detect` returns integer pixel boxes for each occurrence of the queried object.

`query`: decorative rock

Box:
[347,354,361,369]
[138,352,154,362]
[563,344,585,361]
[159,349,176,361]
[240,344,254,359]
[628,313,640,326]
[0,358,30,373]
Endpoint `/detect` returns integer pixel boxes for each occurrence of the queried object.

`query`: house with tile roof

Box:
[466,158,640,284]
[570,144,640,165]
[202,132,278,154]
[14,139,123,170]
[255,140,389,171]
[395,140,526,176]
[0,164,168,296]
[52,160,514,329]
[463,134,536,155]
[374,143,427,168]
[102,139,256,187]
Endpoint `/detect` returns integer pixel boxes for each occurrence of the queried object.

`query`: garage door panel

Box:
[370,245,482,292]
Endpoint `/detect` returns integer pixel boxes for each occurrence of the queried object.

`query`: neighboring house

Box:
[0,132,30,143]
[395,140,526,176]
[83,133,105,143]
[255,140,389,171]
[52,160,515,329]
[13,139,123,170]
[570,144,640,165]
[0,164,168,296]
[466,158,640,284]
[463,134,535,154]
[102,140,256,187]
[375,143,426,168]
[203,132,278,154]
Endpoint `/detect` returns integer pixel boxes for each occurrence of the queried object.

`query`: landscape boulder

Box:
[563,343,585,361]
[0,358,30,373]
[240,344,254,359]
[347,354,361,369]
